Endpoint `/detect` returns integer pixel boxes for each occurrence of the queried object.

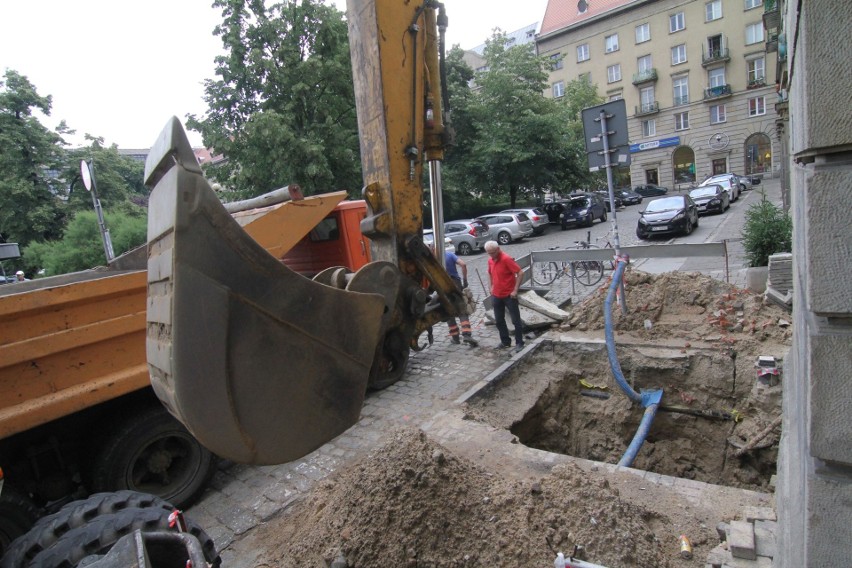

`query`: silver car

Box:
[475,212,534,245]
[701,174,740,201]
[442,219,490,255]
[500,208,548,235]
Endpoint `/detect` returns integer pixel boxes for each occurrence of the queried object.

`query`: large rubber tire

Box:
[26,506,219,568]
[601,210,607,222]
[0,491,174,568]
[497,231,511,246]
[0,489,40,561]
[89,405,216,510]
[456,242,472,256]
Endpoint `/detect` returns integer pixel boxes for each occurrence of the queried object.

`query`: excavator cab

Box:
[144,0,465,466]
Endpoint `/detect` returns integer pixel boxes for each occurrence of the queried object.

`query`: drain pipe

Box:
[605,260,664,468]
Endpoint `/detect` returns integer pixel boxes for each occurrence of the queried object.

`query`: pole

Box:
[83,160,115,262]
[599,110,627,313]
[428,160,446,270]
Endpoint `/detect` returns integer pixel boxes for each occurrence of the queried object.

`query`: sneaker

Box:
[463,336,479,347]
[513,344,525,353]
[493,343,510,350]
[450,336,461,345]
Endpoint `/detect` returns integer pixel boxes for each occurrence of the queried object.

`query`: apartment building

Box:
[537,0,778,188]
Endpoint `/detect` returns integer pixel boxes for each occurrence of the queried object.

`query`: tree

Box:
[0,70,68,249]
[64,138,148,215]
[24,210,147,276]
[741,194,792,267]
[188,0,362,198]
[443,34,602,208]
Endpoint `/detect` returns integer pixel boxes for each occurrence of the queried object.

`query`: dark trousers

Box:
[492,295,523,347]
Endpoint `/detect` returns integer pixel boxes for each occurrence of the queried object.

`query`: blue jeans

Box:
[492,295,523,347]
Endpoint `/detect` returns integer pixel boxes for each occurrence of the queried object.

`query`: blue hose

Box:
[604,260,664,467]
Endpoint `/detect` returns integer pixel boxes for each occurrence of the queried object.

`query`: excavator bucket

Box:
[144,118,386,465]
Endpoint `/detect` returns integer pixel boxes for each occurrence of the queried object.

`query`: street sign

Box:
[582,100,631,171]
[0,243,21,260]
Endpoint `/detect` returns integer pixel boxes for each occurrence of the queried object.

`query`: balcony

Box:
[634,101,660,116]
[703,84,732,100]
[766,31,779,53]
[702,47,730,67]
[632,69,658,85]
[763,0,780,30]
[747,77,767,89]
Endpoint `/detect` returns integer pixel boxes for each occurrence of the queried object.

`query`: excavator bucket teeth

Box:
[145,132,385,465]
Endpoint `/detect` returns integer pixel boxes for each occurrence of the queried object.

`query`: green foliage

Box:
[188,0,362,197]
[741,195,792,267]
[0,70,68,248]
[66,139,148,214]
[24,210,147,276]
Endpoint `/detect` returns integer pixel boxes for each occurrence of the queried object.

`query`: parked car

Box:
[737,174,761,190]
[543,201,570,224]
[500,208,548,235]
[632,184,669,197]
[441,219,490,255]
[591,191,623,211]
[689,184,730,215]
[699,175,739,202]
[475,212,534,245]
[557,194,608,230]
[423,229,454,253]
[614,188,643,206]
[636,194,699,239]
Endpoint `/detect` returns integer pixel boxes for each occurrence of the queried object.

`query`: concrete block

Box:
[805,474,852,566]
[809,334,852,464]
[754,522,777,559]
[743,506,776,522]
[804,166,852,316]
[728,520,757,560]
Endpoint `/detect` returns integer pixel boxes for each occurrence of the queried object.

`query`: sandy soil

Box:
[242,269,789,567]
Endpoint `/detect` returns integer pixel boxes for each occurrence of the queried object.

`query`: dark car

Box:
[636,194,699,239]
[543,201,569,224]
[558,194,608,230]
[688,184,729,215]
[632,184,669,197]
[591,191,623,211]
[615,188,643,206]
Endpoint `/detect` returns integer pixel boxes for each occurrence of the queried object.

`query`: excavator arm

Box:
[143,0,465,465]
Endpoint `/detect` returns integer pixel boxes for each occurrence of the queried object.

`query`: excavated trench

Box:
[467,340,779,491]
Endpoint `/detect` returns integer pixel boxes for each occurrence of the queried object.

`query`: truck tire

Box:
[0,491,172,568]
[24,506,219,568]
[88,405,216,509]
[0,489,40,560]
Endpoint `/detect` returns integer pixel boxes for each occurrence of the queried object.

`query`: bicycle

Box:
[573,230,616,270]
[531,247,605,287]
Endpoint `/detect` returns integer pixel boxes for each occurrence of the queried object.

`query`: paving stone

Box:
[753,522,777,558]
[743,506,776,522]
[728,520,757,560]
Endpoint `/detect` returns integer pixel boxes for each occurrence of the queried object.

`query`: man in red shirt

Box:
[485,240,524,352]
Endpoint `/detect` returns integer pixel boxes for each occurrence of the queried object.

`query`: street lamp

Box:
[80,160,115,262]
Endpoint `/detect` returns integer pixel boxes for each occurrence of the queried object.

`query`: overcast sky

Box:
[1,0,548,150]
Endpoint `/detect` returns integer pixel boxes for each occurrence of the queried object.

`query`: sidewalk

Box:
[190,178,782,567]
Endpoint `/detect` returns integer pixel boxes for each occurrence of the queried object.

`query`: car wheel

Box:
[497,232,511,245]
[684,219,693,236]
[636,229,648,240]
[457,242,472,255]
[601,210,607,222]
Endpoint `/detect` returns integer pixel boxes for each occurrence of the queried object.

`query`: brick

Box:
[728,520,757,560]
[742,506,776,522]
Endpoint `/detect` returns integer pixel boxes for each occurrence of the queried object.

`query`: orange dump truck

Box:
[0,191,368,553]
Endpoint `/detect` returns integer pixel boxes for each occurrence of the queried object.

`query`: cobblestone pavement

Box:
[188,179,781,566]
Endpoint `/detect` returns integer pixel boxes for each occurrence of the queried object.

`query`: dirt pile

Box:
[253,428,672,567]
[565,269,792,348]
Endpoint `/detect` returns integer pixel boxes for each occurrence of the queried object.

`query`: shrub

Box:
[741,196,792,267]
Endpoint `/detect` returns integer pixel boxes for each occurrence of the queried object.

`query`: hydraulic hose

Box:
[604,259,664,468]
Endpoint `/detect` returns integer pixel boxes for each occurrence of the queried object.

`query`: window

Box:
[640,85,656,108]
[642,119,656,137]
[552,81,565,98]
[607,64,622,83]
[605,34,619,53]
[748,57,766,83]
[635,23,651,43]
[670,12,685,32]
[746,23,764,45]
[577,43,590,62]
[707,34,724,57]
[674,111,690,130]
[708,67,726,88]
[637,54,653,73]
[671,44,687,65]
[673,76,689,106]
[550,53,564,70]
[745,0,762,9]
[705,0,722,21]
[710,104,727,123]
[609,92,623,101]
[749,96,766,116]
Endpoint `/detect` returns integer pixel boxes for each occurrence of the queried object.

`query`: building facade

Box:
[537,0,778,188]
